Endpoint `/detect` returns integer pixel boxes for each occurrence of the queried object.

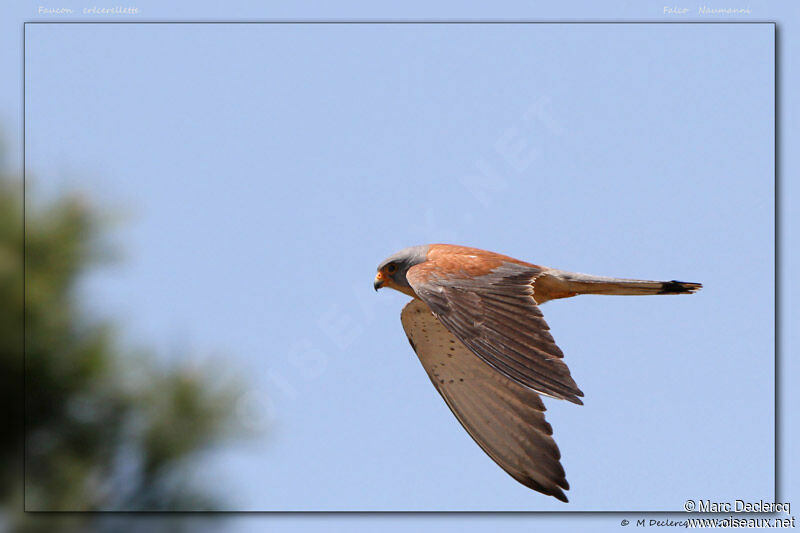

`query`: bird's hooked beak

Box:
[374,271,385,291]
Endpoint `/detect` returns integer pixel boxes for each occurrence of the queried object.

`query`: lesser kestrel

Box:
[374,244,701,502]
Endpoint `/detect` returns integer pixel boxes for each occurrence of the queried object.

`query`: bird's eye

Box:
[386,264,398,274]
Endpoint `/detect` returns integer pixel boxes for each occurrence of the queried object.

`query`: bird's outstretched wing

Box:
[406,261,584,404]
[401,299,570,502]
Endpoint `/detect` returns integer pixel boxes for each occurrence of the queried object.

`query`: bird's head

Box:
[374,245,429,296]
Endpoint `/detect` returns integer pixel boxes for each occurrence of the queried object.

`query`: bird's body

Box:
[374,244,701,502]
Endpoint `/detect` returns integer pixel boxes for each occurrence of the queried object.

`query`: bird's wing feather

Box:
[401,298,570,502]
[406,261,583,404]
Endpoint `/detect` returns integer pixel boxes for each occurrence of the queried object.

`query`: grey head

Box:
[374,244,429,292]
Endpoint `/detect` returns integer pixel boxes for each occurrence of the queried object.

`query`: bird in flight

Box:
[374,244,701,502]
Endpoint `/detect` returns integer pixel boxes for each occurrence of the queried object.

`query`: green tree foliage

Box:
[1,160,248,530]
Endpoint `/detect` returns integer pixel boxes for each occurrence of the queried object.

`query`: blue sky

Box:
[5,0,798,531]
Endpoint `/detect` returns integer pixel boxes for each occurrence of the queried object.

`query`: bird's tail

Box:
[546,270,702,297]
